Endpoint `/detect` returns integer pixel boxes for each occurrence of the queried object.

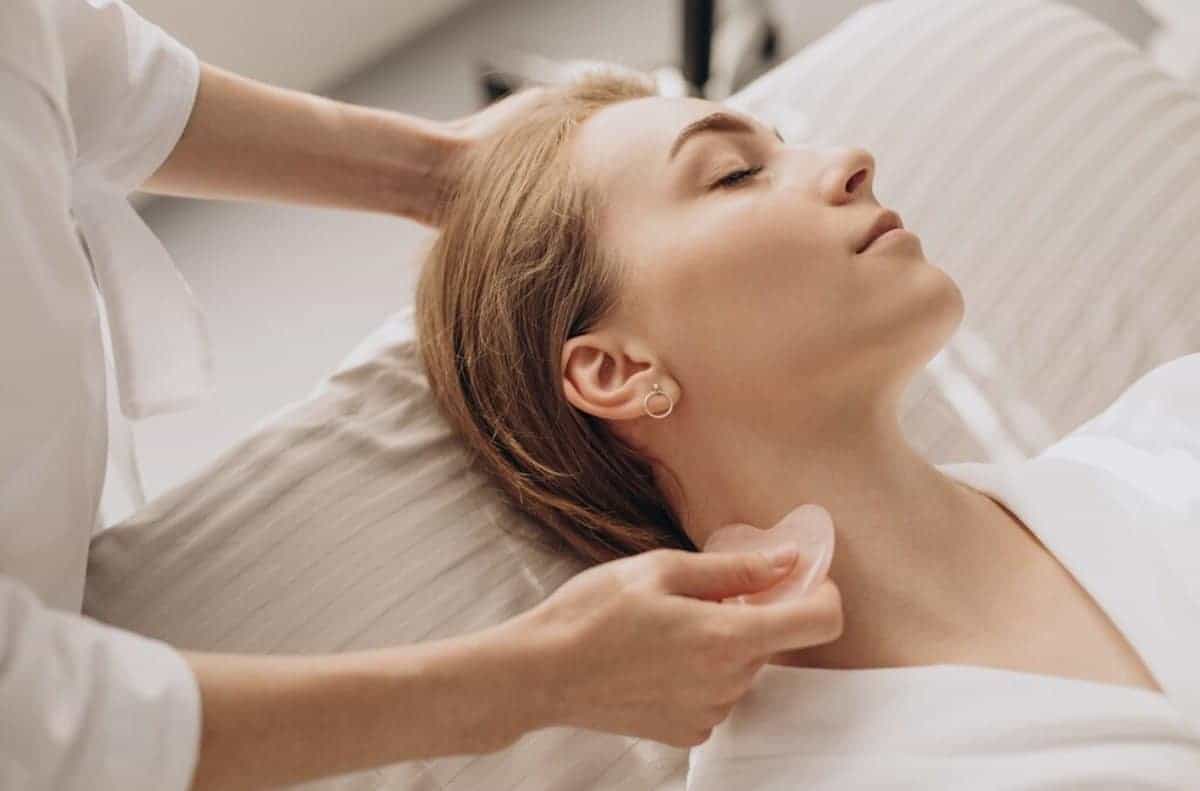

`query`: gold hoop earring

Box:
[642,383,674,419]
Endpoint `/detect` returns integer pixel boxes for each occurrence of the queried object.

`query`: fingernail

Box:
[766,546,798,570]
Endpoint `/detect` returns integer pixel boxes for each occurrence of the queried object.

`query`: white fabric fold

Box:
[72,175,214,420]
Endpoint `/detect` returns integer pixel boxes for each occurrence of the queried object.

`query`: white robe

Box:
[688,352,1200,789]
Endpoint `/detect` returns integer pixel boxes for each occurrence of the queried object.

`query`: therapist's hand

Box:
[425,87,550,224]
[514,546,844,749]
[143,64,551,227]
[180,544,838,789]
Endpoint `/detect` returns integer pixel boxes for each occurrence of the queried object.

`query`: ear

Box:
[561,332,672,421]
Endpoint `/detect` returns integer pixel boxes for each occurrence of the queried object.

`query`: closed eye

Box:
[713,165,764,189]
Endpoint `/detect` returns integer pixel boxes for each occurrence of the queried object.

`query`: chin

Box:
[918,267,966,360]
[939,267,967,330]
[887,265,965,382]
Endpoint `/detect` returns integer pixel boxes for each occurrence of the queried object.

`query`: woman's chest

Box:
[949,553,1164,695]
[772,544,1165,696]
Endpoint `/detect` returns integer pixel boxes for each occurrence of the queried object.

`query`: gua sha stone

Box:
[702,504,835,605]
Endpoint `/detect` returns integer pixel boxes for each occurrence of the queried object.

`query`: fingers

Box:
[644,548,801,602]
[721,578,845,658]
[633,550,843,659]
[447,85,551,138]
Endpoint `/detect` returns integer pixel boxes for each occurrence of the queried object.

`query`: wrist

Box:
[483,604,572,735]
[368,108,463,224]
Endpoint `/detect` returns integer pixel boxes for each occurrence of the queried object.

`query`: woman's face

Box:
[564,96,963,432]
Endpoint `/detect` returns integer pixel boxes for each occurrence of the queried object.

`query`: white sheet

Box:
[687,354,1200,789]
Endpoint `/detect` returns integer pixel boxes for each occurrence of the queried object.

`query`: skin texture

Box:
[561,95,1054,671]
[143,63,549,225]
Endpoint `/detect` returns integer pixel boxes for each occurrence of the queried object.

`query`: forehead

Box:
[571,95,726,197]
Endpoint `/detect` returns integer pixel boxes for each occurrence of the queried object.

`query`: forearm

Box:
[185,612,555,790]
[143,63,460,223]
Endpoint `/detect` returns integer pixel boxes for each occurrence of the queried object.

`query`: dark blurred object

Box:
[477,0,777,103]
[682,0,717,96]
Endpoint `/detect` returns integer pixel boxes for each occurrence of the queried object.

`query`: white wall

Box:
[129,0,480,91]
[129,0,1166,97]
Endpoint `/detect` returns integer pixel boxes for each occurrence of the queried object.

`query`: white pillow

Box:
[85,1,1200,788]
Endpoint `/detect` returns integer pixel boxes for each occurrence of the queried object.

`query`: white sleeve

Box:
[52,0,215,423]
[0,3,202,790]
[53,0,200,191]
[0,576,202,791]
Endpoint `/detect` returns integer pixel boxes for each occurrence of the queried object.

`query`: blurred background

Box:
[115,0,1196,518]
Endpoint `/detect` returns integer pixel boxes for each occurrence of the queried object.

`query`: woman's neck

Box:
[657,400,1046,670]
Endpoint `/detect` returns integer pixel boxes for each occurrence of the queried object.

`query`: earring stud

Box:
[642,383,674,419]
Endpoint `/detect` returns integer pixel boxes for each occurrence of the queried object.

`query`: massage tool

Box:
[702,503,835,605]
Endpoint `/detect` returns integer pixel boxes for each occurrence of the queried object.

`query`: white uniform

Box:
[1,1,210,788]
[688,353,1200,789]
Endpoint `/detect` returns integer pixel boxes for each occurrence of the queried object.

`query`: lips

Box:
[856,210,904,254]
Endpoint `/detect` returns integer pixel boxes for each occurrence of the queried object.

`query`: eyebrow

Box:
[667,111,785,161]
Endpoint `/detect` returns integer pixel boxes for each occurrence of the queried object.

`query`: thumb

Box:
[660,547,799,602]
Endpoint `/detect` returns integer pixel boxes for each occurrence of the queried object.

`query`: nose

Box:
[821,147,875,205]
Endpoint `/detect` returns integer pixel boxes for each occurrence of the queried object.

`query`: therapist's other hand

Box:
[515,547,843,749]
[424,88,549,225]
[143,64,553,226]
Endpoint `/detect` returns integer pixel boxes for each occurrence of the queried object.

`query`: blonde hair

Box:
[415,67,695,566]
